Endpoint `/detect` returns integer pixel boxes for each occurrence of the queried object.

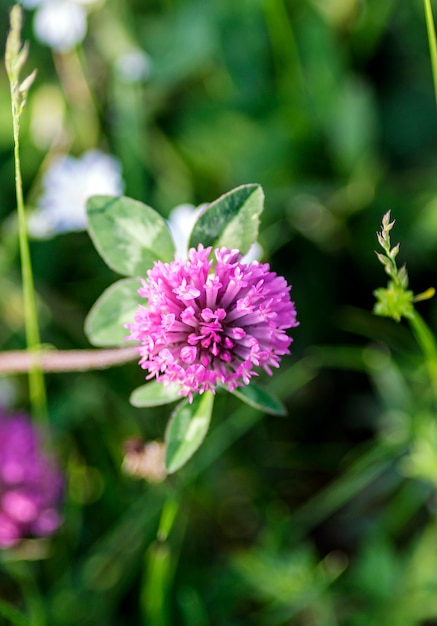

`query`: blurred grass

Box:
[2,0,437,623]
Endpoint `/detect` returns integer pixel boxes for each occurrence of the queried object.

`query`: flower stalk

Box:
[374,211,434,322]
[374,211,437,398]
[424,0,437,110]
[5,6,47,423]
[0,347,138,375]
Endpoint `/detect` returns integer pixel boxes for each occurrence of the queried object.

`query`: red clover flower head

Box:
[127,245,298,400]
[0,410,63,549]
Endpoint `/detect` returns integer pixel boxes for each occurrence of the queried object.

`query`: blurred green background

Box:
[2,0,437,624]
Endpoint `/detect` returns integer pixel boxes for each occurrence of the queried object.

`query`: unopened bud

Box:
[375,252,390,268]
[398,265,409,289]
[19,69,37,95]
[389,243,400,259]
[382,210,395,232]
[413,287,435,303]
[377,232,386,249]
[122,438,167,483]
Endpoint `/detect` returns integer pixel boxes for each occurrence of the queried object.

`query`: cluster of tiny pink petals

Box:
[0,410,63,549]
[127,245,298,400]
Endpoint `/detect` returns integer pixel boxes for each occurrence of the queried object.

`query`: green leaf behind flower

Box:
[85,277,143,346]
[87,195,175,276]
[130,381,183,407]
[231,382,287,416]
[165,392,214,473]
[188,184,264,255]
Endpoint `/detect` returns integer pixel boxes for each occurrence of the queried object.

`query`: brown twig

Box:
[0,347,139,374]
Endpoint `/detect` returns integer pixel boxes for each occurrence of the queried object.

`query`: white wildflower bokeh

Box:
[28,150,124,238]
[22,0,104,52]
[114,49,152,84]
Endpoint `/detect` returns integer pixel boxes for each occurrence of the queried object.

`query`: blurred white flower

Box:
[115,50,152,84]
[167,203,263,262]
[240,239,263,264]
[23,0,104,52]
[28,150,124,238]
[73,0,101,6]
[21,0,45,8]
[167,204,204,258]
[34,0,86,52]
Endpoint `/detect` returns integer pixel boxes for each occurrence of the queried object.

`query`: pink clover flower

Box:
[126,246,298,400]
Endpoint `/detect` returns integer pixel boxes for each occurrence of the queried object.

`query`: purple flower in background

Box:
[0,411,63,549]
[127,245,298,400]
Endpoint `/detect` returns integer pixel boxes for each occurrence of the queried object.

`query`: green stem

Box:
[409,310,437,400]
[7,6,48,424]
[262,0,306,99]
[156,495,179,543]
[424,0,437,110]
[141,494,179,626]
[0,597,28,626]
[5,562,46,626]
[12,106,47,423]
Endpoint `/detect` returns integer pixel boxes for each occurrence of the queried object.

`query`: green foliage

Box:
[3,0,437,624]
[86,195,175,276]
[130,381,182,408]
[0,597,27,626]
[233,542,343,622]
[188,184,264,255]
[164,392,214,473]
[230,381,287,416]
[85,278,143,347]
